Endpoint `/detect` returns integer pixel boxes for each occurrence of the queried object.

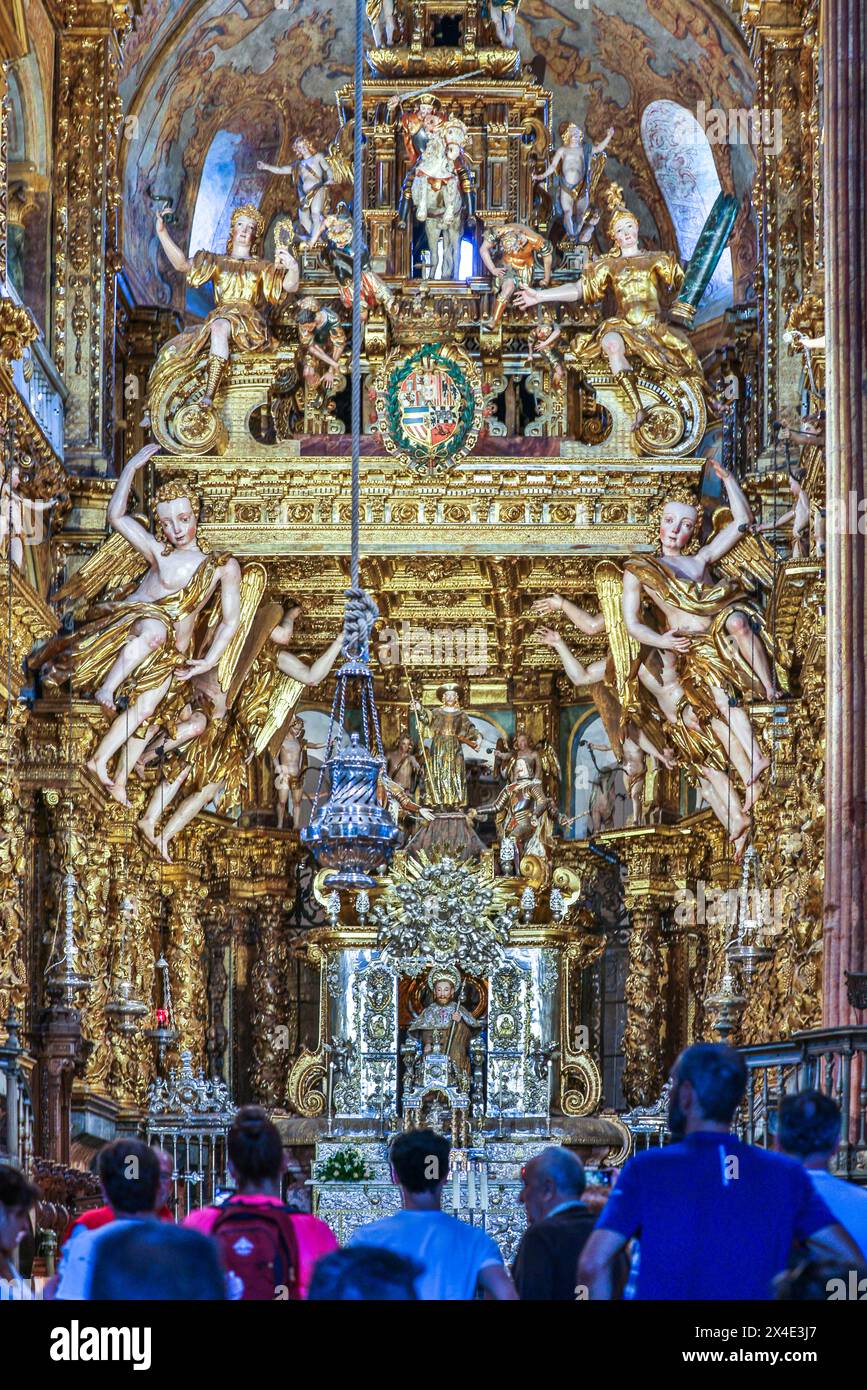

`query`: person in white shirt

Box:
[777,1089,867,1259]
[54,1139,162,1300]
[349,1129,517,1301]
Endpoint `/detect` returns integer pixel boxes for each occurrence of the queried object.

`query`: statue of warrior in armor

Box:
[408,964,482,1081]
[257,137,335,245]
[480,223,553,330]
[410,119,475,279]
[470,744,561,875]
[306,208,397,323]
[412,682,482,808]
[516,198,712,430]
[153,203,299,407]
[532,122,614,240]
[622,463,781,820]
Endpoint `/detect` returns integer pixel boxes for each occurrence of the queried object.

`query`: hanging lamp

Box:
[301,6,400,890]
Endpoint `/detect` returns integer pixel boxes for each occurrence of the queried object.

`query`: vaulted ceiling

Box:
[119,0,757,309]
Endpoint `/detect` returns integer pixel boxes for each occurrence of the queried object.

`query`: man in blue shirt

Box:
[578,1043,861,1299]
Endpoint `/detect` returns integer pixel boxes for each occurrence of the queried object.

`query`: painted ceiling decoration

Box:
[119,0,757,311]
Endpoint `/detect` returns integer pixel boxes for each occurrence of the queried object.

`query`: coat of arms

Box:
[374,343,483,475]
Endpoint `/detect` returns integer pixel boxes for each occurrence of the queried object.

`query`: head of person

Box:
[564,122,583,146]
[429,964,460,1007]
[659,499,698,553]
[0,1165,38,1261]
[388,1128,451,1205]
[227,1105,285,1192]
[97,1139,161,1217]
[153,479,199,550]
[776,1090,841,1169]
[668,1043,747,1139]
[89,1222,226,1301]
[439,682,460,709]
[227,202,264,258]
[308,1246,421,1301]
[609,207,640,253]
[399,734,413,755]
[292,135,313,159]
[519,1146,586,1226]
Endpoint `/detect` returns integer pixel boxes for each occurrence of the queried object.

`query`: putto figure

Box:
[257,137,335,245]
[153,203,299,407]
[526,311,565,388]
[273,715,319,830]
[516,196,711,429]
[532,122,614,240]
[480,223,553,330]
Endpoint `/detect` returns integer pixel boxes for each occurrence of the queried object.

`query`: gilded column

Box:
[51,1,130,472]
[621,897,666,1108]
[250,895,291,1108]
[822,0,867,1025]
[163,869,208,1070]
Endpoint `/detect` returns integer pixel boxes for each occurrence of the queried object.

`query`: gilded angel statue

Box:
[516,194,714,430]
[153,203,299,408]
[34,444,244,804]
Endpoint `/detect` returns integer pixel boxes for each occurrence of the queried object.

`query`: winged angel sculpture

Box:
[33,443,353,859]
[534,463,784,858]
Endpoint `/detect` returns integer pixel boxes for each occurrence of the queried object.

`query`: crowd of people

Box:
[1,1044,865,1301]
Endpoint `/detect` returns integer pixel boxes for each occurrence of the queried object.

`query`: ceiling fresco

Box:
[119,0,757,310]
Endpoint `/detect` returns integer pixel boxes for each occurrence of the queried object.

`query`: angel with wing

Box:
[621,463,785,811]
[35,444,243,802]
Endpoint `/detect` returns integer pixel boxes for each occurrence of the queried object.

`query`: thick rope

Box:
[350,0,364,594]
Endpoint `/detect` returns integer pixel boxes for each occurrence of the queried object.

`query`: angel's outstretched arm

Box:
[276,631,344,685]
[107,443,163,563]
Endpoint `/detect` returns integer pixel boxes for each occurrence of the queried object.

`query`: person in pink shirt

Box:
[185,1105,335,1299]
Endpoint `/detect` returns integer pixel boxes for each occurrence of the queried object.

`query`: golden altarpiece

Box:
[0,0,861,1260]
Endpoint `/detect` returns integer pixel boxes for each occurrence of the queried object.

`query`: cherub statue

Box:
[39,444,243,803]
[621,465,782,813]
[407,964,481,1081]
[532,123,614,240]
[516,196,713,430]
[295,297,347,410]
[526,310,565,388]
[366,0,396,46]
[0,459,60,570]
[480,223,553,330]
[757,465,810,559]
[154,203,299,407]
[489,0,521,47]
[257,137,335,245]
[306,208,397,323]
[386,732,423,797]
[273,715,323,830]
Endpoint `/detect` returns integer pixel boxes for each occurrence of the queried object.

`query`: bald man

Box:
[512,1147,599,1300]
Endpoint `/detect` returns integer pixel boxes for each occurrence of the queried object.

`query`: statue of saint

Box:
[621,464,781,818]
[386,93,444,229]
[409,121,475,279]
[257,138,335,245]
[412,682,482,808]
[532,122,614,240]
[516,199,712,429]
[386,733,423,797]
[153,203,299,407]
[408,965,482,1080]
